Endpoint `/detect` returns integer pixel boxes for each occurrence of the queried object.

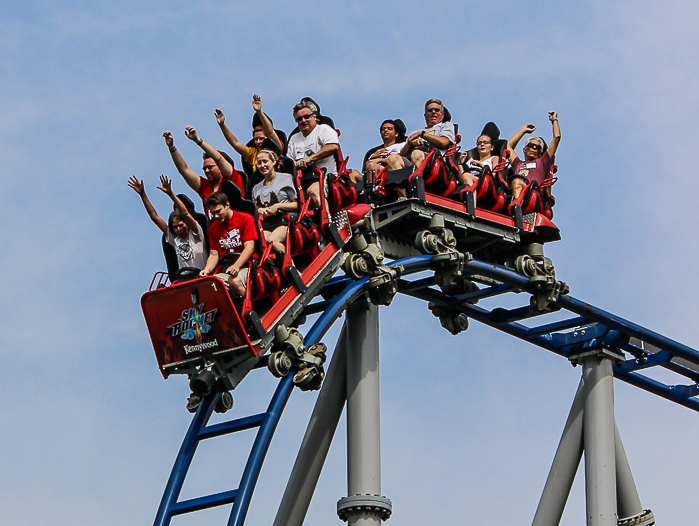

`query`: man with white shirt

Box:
[394,99,456,169]
[362,119,408,175]
[286,99,340,208]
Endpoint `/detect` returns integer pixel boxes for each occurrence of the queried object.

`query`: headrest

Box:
[480,122,501,141]
[177,193,196,214]
[221,180,243,205]
[219,150,236,169]
[252,111,273,129]
[258,137,281,156]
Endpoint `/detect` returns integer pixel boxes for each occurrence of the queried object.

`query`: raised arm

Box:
[157,175,199,234]
[506,124,536,162]
[252,94,283,150]
[163,131,201,192]
[214,109,250,157]
[184,125,234,178]
[547,111,561,157]
[128,176,167,233]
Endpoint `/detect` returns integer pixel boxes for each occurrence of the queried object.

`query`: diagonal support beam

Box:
[532,380,585,526]
[273,323,349,526]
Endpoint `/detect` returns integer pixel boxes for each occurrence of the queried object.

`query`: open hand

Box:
[128,175,145,195]
[214,109,225,125]
[157,175,173,195]
[252,94,262,112]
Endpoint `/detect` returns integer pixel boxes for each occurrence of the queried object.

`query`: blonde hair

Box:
[258,149,278,163]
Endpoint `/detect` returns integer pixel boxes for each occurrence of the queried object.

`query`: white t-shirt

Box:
[287,123,340,175]
[465,156,495,175]
[408,122,456,155]
[166,222,207,270]
[384,141,407,156]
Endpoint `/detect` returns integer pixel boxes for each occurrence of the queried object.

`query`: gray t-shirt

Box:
[252,172,297,207]
[166,221,207,270]
[409,121,456,155]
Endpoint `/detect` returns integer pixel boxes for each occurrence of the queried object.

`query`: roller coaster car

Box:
[367,145,560,261]
[141,173,356,390]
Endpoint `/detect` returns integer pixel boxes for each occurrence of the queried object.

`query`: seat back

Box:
[221,181,264,258]
[162,234,179,281]
[409,149,457,197]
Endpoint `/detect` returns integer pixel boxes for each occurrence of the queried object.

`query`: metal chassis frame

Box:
[154,254,696,525]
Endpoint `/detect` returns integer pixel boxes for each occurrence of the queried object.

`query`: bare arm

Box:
[400,133,420,157]
[506,124,536,162]
[214,109,250,157]
[128,176,167,233]
[163,131,201,192]
[184,125,234,178]
[200,249,220,276]
[294,143,339,168]
[547,111,561,157]
[228,240,256,274]
[157,175,199,233]
[252,94,283,150]
[422,131,452,150]
[260,200,299,218]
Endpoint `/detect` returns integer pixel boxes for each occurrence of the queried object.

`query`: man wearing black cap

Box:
[215,94,283,173]
[505,111,561,198]
[362,119,408,175]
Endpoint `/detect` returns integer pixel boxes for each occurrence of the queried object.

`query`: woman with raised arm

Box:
[251,150,298,254]
[128,175,208,270]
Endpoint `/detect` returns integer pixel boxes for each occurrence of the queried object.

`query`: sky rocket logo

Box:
[168,291,218,342]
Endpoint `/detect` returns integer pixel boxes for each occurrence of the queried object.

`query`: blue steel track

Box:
[154,255,699,525]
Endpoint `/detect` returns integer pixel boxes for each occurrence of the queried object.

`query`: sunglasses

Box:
[476,140,491,146]
[525,143,542,150]
[425,108,442,113]
[295,113,314,123]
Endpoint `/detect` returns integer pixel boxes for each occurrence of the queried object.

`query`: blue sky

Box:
[2,0,699,524]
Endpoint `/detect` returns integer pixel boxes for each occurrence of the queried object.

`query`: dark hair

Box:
[202,151,236,169]
[204,191,230,208]
[380,119,407,143]
[167,211,187,236]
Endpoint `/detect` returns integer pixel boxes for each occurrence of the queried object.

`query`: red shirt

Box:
[196,170,246,202]
[208,211,258,259]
